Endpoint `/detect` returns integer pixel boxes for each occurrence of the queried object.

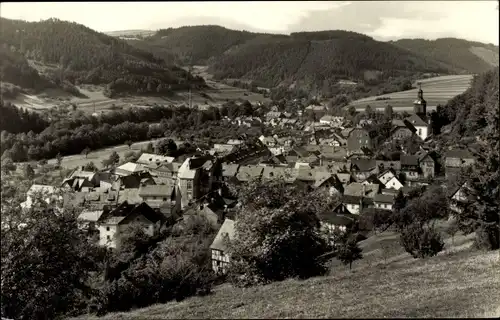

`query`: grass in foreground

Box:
[75,228,500,319]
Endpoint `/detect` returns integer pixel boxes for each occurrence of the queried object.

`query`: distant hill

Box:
[207,30,454,90]
[127,27,461,93]
[142,25,268,65]
[0,18,204,97]
[391,38,499,74]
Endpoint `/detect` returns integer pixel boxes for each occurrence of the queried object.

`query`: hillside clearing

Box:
[75,227,500,319]
[348,74,474,112]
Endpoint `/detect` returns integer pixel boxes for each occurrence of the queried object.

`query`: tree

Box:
[1,194,102,320]
[336,236,363,270]
[125,140,133,149]
[227,180,331,286]
[156,138,177,156]
[108,151,120,166]
[83,162,98,172]
[82,147,91,159]
[393,190,407,213]
[365,105,374,117]
[24,163,35,180]
[400,223,444,258]
[384,105,393,120]
[1,157,16,173]
[56,152,62,168]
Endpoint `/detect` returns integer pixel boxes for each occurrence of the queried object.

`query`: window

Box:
[163,197,167,201]
[186,180,193,191]
[418,128,422,135]
[106,235,110,240]
[106,227,110,231]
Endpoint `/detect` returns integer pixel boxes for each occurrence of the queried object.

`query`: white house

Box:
[373,194,395,211]
[20,184,62,211]
[136,153,175,166]
[96,202,162,249]
[384,176,404,190]
[378,169,403,190]
[115,162,146,176]
[210,218,235,274]
[449,183,474,214]
[405,114,430,140]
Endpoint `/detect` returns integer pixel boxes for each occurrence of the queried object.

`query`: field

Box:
[348,75,474,112]
[75,222,500,319]
[5,64,270,116]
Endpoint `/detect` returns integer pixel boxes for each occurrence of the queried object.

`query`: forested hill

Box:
[206,30,454,90]
[0,18,205,96]
[391,38,499,74]
[431,66,499,144]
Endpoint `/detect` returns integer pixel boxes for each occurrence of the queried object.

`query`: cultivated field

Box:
[348,74,474,112]
[76,223,500,319]
[6,63,270,115]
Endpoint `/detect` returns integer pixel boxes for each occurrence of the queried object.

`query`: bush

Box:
[336,235,363,270]
[227,181,331,287]
[400,223,445,258]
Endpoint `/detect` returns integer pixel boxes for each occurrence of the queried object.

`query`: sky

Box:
[1,1,498,44]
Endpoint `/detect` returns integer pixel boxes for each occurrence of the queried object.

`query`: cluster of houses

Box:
[19,88,477,274]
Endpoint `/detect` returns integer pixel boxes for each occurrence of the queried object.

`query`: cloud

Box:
[287,1,499,44]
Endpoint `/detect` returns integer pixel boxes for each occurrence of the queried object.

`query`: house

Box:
[211,144,237,156]
[265,111,282,121]
[313,171,344,195]
[378,169,404,190]
[445,149,475,178]
[176,156,221,210]
[390,119,416,141]
[77,210,104,234]
[336,173,354,188]
[349,158,377,181]
[136,153,174,167]
[373,193,395,211]
[305,105,327,119]
[416,150,436,179]
[235,165,264,183]
[183,202,220,228]
[210,218,235,274]
[138,184,176,206]
[222,164,240,181]
[405,114,430,141]
[149,162,181,180]
[21,184,62,211]
[259,135,278,148]
[347,127,376,155]
[344,182,379,199]
[115,162,146,177]
[318,209,356,243]
[61,168,107,192]
[449,182,474,214]
[96,201,163,249]
[262,166,298,183]
[400,155,420,181]
[376,159,401,174]
[342,195,373,214]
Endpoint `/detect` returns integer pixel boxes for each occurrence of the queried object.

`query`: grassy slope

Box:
[347,74,474,111]
[75,223,500,319]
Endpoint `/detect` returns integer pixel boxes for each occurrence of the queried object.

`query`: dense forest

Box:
[392,38,499,74]
[147,25,267,65]
[430,66,499,144]
[0,18,205,96]
[0,101,49,134]
[0,100,268,163]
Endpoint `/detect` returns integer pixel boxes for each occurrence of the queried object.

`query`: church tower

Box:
[413,82,427,118]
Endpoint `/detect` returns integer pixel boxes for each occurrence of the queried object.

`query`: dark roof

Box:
[374,193,395,204]
[405,114,428,127]
[342,195,374,205]
[138,184,175,197]
[351,159,377,172]
[400,155,419,166]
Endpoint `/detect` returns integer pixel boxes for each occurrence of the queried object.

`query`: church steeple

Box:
[413,82,427,117]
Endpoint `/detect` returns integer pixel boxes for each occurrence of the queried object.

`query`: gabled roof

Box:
[262,166,298,182]
[344,182,379,198]
[138,184,175,198]
[222,164,240,177]
[351,159,377,172]
[78,210,103,222]
[210,218,235,251]
[116,162,145,175]
[313,171,335,188]
[137,153,174,166]
[336,173,353,184]
[374,193,395,204]
[405,114,428,127]
[401,155,419,166]
[236,165,264,182]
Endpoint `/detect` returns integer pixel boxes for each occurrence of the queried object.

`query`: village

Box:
[20,87,477,275]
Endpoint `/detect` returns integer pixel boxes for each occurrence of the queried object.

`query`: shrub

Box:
[400,223,445,258]
[336,235,363,270]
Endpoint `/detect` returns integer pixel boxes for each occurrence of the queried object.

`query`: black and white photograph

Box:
[0,1,499,319]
